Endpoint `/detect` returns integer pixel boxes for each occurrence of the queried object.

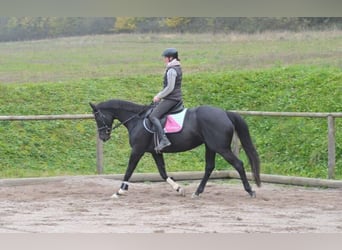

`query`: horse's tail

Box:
[226,111,261,187]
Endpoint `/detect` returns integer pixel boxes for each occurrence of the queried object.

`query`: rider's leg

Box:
[149,99,177,151]
[150,116,170,148]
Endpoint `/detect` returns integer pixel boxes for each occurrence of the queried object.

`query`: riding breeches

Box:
[149,99,178,138]
[149,99,179,120]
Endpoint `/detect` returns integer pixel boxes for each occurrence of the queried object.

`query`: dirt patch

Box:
[0,176,341,233]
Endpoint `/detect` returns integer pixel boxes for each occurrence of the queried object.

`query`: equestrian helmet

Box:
[162,48,178,59]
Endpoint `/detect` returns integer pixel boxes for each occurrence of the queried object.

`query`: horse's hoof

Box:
[179,188,186,197]
[191,193,200,199]
[249,191,256,198]
[111,193,120,199]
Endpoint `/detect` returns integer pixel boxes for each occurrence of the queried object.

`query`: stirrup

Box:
[154,137,171,152]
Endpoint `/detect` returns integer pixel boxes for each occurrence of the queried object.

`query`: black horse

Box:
[89,99,260,198]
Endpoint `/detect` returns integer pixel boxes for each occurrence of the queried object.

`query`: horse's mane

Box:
[98,99,147,113]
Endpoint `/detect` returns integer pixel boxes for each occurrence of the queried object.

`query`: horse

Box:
[89,99,261,199]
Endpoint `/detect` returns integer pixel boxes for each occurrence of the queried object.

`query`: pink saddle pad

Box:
[164,109,187,133]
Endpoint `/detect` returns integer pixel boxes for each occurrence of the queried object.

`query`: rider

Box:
[149,48,183,152]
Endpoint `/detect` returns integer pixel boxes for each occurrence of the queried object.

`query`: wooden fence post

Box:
[232,132,240,157]
[327,115,336,179]
[96,133,104,174]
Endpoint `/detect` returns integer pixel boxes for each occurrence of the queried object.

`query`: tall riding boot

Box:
[150,117,171,151]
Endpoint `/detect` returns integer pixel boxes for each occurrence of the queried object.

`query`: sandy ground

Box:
[0,176,342,233]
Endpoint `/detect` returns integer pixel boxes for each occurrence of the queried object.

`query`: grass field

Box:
[0,31,341,179]
[1,31,341,84]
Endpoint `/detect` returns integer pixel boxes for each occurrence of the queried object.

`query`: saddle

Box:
[144,101,187,134]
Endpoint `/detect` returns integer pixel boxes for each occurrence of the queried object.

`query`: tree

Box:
[164,17,191,33]
[114,17,137,33]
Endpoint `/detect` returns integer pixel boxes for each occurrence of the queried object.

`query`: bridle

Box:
[93,110,112,135]
[93,103,154,134]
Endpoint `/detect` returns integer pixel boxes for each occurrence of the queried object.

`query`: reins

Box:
[97,103,154,133]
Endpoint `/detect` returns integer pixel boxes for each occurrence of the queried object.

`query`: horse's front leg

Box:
[111,150,144,198]
[152,153,185,196]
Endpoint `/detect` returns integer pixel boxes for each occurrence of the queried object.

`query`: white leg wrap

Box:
[118,181,129,194]
[111,182,129,198]
[167,177,180,191]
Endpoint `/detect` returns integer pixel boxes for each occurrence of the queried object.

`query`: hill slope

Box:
[1,65,341,179]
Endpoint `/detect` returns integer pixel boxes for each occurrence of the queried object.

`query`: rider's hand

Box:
[153,96,161,103]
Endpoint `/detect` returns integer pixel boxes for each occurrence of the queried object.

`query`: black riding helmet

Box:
[162,48,179,60]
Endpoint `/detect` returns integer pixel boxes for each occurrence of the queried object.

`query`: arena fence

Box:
[1,111,341,179]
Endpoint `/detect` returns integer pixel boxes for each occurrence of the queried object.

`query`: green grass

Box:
[0,32,341,179]
[1,31,341,83]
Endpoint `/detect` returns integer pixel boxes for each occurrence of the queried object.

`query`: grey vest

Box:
[163,65,182,101]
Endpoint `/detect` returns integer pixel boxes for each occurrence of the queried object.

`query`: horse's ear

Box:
[89,102,97,112]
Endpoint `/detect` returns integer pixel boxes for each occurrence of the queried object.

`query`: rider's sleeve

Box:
[156,68,177,99]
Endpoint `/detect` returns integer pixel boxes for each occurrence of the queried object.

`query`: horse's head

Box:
[89,102,113,142]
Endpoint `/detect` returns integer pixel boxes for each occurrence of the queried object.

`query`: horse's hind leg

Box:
[219,150,256,198]
[193,145,216,198]
[152,152,185,196]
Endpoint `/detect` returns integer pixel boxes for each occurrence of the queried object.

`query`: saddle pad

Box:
[164,108,187,133]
